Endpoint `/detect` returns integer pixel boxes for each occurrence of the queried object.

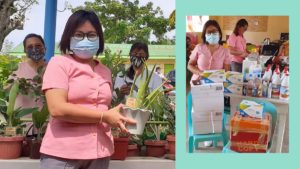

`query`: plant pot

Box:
[144,140,167,157]
[166,135,175,155]
[111,137,129,160]
[0,136,24,159]
[123,107,151,135]
[127,144,140,156]
[30,139,42,159]
[21,136,35,157]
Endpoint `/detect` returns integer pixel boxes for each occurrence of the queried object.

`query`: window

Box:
[186,16,209,32]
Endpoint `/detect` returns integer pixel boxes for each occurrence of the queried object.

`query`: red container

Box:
[0,136,24,159]
[111,137,129,160]
[230,113,270,153]
[127,144,139,156]
[166,135,175,155]
[144,140,167,157]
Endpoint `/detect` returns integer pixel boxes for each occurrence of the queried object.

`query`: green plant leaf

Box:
[15,107,39,118]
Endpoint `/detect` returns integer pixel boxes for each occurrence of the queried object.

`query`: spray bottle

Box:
[280,73,289,100]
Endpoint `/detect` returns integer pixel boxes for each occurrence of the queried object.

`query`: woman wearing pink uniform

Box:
[187,20,230,85]
[227,18,249,72]
[40,10,135,169]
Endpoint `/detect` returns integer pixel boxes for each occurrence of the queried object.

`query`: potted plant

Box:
[127,134,143,156]
[164,95,176,159]
[0,81,38,159]
[110,128,129,160]
[10,66,49,159]
[123,62,167,135]
[143,93,170,157]
[28,104,49,159]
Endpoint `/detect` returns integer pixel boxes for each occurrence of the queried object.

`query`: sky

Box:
[4,0,175,49]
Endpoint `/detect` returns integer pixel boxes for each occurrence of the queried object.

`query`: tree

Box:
[169,10,175,30]
[0,0,37,52]
[72,0,173,44]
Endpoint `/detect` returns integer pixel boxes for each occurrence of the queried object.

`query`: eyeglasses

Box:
[73,31,98,41]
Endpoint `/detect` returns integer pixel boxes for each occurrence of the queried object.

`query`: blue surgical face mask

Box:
[205,33,220,45]
[70,37,99,59]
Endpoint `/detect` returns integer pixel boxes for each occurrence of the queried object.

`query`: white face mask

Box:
[205,33,220,45]
[70,37,99,59]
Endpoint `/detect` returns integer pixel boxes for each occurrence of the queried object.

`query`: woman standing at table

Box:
[227,19,249,72]
[40,10,135,169]
[187,20,230,85]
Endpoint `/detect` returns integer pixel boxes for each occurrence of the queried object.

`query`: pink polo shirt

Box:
[41,55,114,159]
[189,44,230,82]
[227,33,247,63]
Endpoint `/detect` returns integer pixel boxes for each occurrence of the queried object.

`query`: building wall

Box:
[187,16,289,45]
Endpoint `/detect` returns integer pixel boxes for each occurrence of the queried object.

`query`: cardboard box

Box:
[191,83,224,113]
[225,71,243,85]
[239,100,264,119]
[192,111,223,134]
[223,82,243,95]
[202,69,225,84]
[230,113,270,153]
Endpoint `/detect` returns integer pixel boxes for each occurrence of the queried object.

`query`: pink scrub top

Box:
[189,44,230,83]
[227,33,247,63]
[41,55,114,159]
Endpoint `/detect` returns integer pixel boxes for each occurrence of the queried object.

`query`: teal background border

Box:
[175,0,299,168]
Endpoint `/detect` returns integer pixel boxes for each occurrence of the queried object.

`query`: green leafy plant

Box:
[127,62,166,109]
[0,80,38,136]
[101,48,126,107]
[31,104,49,140]
[126,62,175,141]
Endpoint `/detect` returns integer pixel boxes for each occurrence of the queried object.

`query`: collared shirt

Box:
[227,33,247,63]
[189,44,230,83]
[41,55,113,159]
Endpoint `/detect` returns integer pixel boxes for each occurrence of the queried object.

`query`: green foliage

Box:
[0,55,21,89]
[72,0,172,44]
[32,104,49,140]
[0,80,39,135]
[169,10,175,30]
[0,62,48,137]
[101,48,126,85]
[101,48,126,107]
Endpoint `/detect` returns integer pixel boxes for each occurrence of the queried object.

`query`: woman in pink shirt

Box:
[8,34,46,111]
[187,20,230,85]
[227,19,249,72]
[40,10,135,169]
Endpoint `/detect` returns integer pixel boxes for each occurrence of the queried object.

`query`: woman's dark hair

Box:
[59,10,104,55]
[23,33,45,49]
[127,42,149,79]
[201,20,222,45]
[233,19,248,36]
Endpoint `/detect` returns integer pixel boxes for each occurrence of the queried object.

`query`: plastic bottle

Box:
[247,75,253,96]
[262,64,272,82]
[252,78,261,97]
[281,66,289,81]
[256,78,263,97]
[262,81,268,97]
[268,82,272,98]
[271,67,281,99]
[280,73,289,100]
